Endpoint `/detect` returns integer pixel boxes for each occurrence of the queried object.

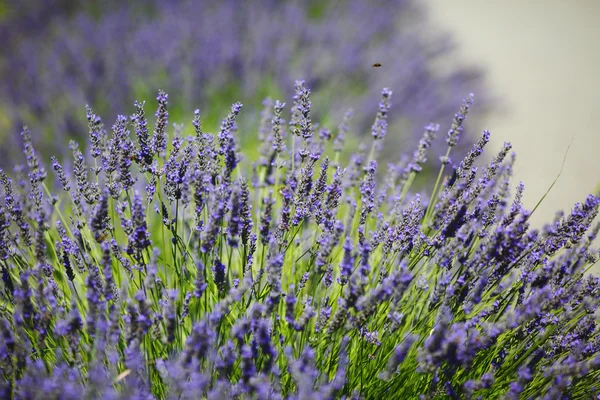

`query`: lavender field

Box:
[0,1,599,399]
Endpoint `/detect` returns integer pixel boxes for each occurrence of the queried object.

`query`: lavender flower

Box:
[219,102,243,179]
[90,192,109,243]
[127,191,151,256]
[226,185,242,247]
[370,88,392,140]
[131,101,152,170]
[51,157,70,192]
[259,190,275,245]
[291,80,312,140]
[446,93,474,147]
[151,90,169,157]
[71,141,99,205]
[358,160,377,241]
[239,179,253,247]
[194,260,208,298]
[272,100,287,154]
[212,258,227,294]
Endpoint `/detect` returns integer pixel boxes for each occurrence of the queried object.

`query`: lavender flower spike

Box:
[446,93,474,147]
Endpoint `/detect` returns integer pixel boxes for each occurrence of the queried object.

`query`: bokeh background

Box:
[425,0,600,233]
[1,0,599,265]
[0,0,486,170]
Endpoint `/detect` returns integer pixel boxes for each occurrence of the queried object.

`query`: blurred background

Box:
[1,0,599,250]
[0,0,486,170]
[425,0,600,233]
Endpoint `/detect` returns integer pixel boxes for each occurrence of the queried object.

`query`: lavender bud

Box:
[194,260,208,298]
[51,157,70,192]
[358,161,377,239]
[272,100,286,154]
[290,80,312,140]
[131,100,153,169]
[259,190,275,245]
[86,105,105,159]
[371,88,392,140]
[446,93,474,147]
[127,191,151,256]
[212,258,227,293]
[90,192,109,243]
[226,185,242,247]
[240,179,253,247]
[151,90,169,157]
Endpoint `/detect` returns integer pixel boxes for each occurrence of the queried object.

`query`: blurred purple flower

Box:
[0,0,486,166]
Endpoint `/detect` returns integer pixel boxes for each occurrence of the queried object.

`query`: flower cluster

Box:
[0,0,485,167]
[0,83,598,399]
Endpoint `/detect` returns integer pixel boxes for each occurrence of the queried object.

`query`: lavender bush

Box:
[0,0,485,167]
[1,82,599,399]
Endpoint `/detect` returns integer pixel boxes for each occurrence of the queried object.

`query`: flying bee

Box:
[96,232,108,243]
[372,63,382,68]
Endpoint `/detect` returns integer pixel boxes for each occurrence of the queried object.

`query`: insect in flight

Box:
[372,63,382,68]
[95,232,108,243]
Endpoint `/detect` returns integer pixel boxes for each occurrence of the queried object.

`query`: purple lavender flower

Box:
[308,157,329,216]
[0,169,31,246]
[131,100,152,170]
[406,123,440,174]
[358,160,377,241]
[446,93,474,148]
[226,185,242,247]
[21,127,46,184]
[0,208,10,262]
[239,179,253,247]
[71,141,98,205]
[127,191,151,256]
[272,100,287,154]
[292,156,318,226]
[318,167,345,231]
[259,190,275,245]
[201,182,228,253]
[379,334,419,380]
[51,156,70,192]
[456,130,491,178]
[370,88,392,140]
[291,80,312,140]
[219,102,243,179]
[194,260,208,298]
[164,289,178,343]
[212,258,227,293]
[90,192,109,243]
[113,115,136,192]
[338,236,355,286]
[266,249,284,314]
[315,221,344,274]
[151,90,169,157]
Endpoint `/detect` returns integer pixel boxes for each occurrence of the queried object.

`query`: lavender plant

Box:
[0,0,485,167]
[1,83,599,399]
